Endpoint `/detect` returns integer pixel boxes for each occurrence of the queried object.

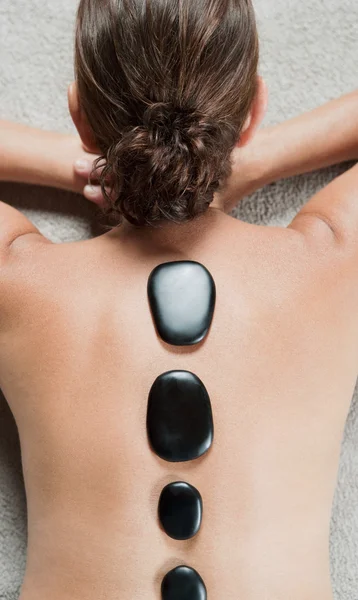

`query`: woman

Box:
[1,0,358,598]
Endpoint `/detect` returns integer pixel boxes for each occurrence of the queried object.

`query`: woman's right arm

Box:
[218,90,358,212]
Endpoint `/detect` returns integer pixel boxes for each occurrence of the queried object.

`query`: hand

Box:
[74,155,109,208]
[36,132,110,208]
[0,122,109,200]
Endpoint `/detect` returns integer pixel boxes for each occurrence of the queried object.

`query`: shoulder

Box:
[0,200,52,266]
[289,163,358,256]
[0,225,52,321]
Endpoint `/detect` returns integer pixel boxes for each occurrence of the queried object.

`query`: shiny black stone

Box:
[147,370,214,462]
[159,482,203,540]
[161,565,207,600]
[147,261,216,346]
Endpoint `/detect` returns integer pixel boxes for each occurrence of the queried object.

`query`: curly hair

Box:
[75,0,259,227]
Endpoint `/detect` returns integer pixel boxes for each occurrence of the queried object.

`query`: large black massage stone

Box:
[161,565,207,600]
[147,370,214,462]
[147,261,216,346]
[158,482,203,540]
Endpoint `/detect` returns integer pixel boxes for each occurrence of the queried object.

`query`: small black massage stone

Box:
[147,261,216,346]
[159,482,203,540]
[161,565,207,600]
[147,370,214,462]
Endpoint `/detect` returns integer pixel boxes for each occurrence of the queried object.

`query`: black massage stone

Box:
[147,370,214,462]
[147,261,216,346]
[161,565,207,600]
[159,482,203,540]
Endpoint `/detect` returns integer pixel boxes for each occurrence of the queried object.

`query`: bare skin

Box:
[1,91,358,599]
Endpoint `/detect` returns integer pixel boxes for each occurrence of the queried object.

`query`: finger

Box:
[75,158,106,181]
[84,184,111,208]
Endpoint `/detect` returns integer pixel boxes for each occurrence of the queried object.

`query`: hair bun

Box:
[98,103,237,226]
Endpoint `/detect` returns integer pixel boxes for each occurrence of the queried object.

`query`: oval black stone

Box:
[147,261,216,346]
[159,482,203,540]
[161,565,207,600]
[147,370,214,462]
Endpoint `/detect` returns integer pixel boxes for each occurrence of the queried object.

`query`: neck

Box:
[104,203,229,256]
[107,195,226,235]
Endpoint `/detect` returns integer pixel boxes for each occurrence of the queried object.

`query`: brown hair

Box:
[75,0,259,227]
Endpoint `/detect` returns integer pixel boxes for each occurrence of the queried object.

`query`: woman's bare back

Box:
[0,205,357,600]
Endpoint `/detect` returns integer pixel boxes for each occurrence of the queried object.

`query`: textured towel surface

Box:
[0,0,358,598]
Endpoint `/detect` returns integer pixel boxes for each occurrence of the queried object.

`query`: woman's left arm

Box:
[0,120,96,195]
[0,120,100,254]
